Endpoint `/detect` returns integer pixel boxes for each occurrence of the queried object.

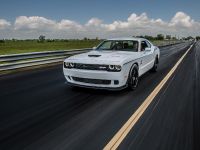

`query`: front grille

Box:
[74,64,108,71]
[72,77,111,85]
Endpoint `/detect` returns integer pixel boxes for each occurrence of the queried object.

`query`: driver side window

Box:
[141,41,150,51]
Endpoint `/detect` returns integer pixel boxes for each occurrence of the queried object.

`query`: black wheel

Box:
[128,64,139,90]
[151,56,159,72]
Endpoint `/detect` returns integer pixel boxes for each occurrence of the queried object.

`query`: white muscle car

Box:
[63,37,160,90]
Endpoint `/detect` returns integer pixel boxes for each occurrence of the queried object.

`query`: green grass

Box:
[152,40,176,46]
[0,40,101,55]
[0,39,177,55]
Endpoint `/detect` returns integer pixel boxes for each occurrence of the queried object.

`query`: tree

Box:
[156,34,164,40]
[166,35,171,40]
[83,37,88,40]
[39,35,45,42]
[0,39,5,43]
[136,35,144,38]
[185,36,194,41]
[144,35,154,40]
[172,37,177,40]
[196,36,200,41]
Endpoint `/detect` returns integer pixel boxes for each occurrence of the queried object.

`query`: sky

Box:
[0,0,199,39]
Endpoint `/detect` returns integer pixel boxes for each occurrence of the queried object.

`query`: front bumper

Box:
[65,81,128,91]
[63,68,128,89]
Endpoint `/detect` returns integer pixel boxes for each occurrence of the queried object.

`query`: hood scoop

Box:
[88,54,101,57]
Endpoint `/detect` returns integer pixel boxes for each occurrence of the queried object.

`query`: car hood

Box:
[65,50,141,65]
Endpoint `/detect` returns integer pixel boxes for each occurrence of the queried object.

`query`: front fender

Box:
[154,46,160,59]
[122,59,140,79]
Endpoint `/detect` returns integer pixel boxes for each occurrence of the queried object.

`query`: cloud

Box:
[58,19,82,30]
[14,16,57,30]
[168,12,200,36]
[101,13,166,31]
[0,19,11,29]
[86,18,103,27]
[0,11,199,39]
[100,12,200,37]
[170,12,194,28]
[14,16,82,31]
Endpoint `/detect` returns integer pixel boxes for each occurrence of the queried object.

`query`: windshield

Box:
[96,40,139,52]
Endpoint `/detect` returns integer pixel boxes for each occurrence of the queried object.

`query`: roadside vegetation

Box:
[0,34,196,55]
[0,38,101,55]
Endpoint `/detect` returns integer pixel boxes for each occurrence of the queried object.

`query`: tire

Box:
[151,56,159,72]
[128,64,139,90]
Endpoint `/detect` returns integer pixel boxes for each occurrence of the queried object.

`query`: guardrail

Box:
[0,48,91,71]
[0,41,184,72]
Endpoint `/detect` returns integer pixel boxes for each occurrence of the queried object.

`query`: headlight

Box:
[64,62,69,67]
[69,62,74,67]
[108,65,121,72]
[64,62,75,68]
[115,65,121,71]
[109,65,115,70]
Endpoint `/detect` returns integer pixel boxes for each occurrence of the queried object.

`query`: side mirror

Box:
[145,47,151,51]
[93,47,97,50]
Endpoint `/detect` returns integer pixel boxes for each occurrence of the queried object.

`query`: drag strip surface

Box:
[0,42,198,150]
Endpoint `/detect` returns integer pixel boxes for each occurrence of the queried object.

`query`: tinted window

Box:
[146,41,151,48]
[96,40,138,52]
[141,41,150,51]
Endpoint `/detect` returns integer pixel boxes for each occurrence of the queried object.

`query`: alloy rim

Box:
[154,59,158,69]
[131,69,138,88]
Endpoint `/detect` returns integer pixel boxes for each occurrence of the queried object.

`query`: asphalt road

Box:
[0,41,199,150]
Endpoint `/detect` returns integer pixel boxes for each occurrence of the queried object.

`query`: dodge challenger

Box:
[63,37,160,90]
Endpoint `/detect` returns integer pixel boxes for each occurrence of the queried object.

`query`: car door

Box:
[139,40,154,75]
[144,40,154,70]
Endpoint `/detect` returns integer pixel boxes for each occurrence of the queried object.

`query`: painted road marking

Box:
[104,44,194,150]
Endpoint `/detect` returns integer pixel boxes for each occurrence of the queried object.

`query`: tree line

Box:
[135,34,199,41]
[0,34,200,43]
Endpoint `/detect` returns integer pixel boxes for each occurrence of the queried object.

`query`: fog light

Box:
[114,80,119,85]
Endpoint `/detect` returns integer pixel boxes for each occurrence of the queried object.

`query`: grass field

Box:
[0,40,101,55]
[0,39,177,55]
